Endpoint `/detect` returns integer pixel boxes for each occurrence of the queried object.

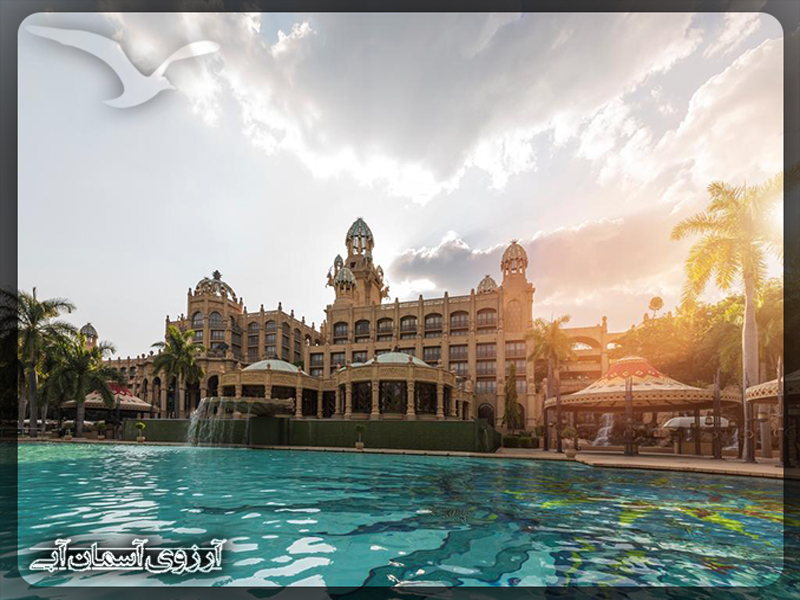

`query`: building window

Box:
[475,380,497,394]
[505,341,526,358]
[294,328,301,342]
[209,312,223,327]
[248,348,259,362]
[476,361,496,376]
[424,313,442,331]
[506,358,526,375]
[516,379,527,395]
[449,345,468,360]
[400,316,417,333]
[231,332,241,346]
[449,311,469,330]
[192,330,203,341]
[330,352,346,371]
[265,320,277,333]
[265,333,276,344]
[265,345,276,357]
[400,333,416,340]
[282,334,290,349]
[451,361,469,376]
[377,334,392,342]
[310,353,324,367]
[248,335,259,347]
[248,322,260,333]
[310,367,324,378]
[399,348,416,357]
[377,318,393,333]
[476,343,496,359]
[355,320,370,336]
[281,347,290,361]
[423,346,441,364]
[211,330,225,341]
[192,312,204,329]
[333,322,349,341]
[294,351,301,366]
[375,348,390,356]
[477,308,497,329]
[352,350,368,363]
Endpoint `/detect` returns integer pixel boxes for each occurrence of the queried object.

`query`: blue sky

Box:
[18,13,784,357]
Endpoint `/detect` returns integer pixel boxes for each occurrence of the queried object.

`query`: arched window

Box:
[478,403,495,427]
[449,311,469,330]
[377,318,393,333]
[129,366,136,378]
[294,328,302,341]
[333,322,349,341]
[354,320,370,338]
[424,313,442,330]
[209,312,223,327]
[265,320,277,333]
[248,322,260,333]
[477,308,497,329]
[192,311,204,328]
[400,316,417,332]
[282,322,290,334]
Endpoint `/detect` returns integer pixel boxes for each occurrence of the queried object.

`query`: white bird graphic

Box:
[26,25,220,108]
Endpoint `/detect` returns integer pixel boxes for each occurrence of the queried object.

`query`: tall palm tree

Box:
[671,173,783,391]
[53,335,118,437]
[151,325,205,417]
[526,315,575,396]
[0,288,76,436]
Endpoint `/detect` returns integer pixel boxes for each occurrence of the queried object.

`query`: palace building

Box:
[99,218,621,430]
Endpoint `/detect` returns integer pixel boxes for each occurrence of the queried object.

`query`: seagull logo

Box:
[27,25,220,108]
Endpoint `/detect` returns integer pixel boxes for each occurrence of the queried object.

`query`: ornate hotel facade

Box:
[97,218,621,430]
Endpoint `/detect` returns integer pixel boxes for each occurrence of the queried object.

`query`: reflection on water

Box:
[17,443,784,588]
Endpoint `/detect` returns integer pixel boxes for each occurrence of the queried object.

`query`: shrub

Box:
[134,422,146,432]
[518,437,532,448]
[93,421,106,432]
[503,435,520,448]
[561,426,578,440]
[530,437,540,449]
[518,431,532,438]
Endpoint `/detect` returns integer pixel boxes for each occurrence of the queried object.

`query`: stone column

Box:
[436,383,445,420]
[235,383,242,399]
[334,386,342,416]
[344,383,353,418]
[406,381,416,420]
[371,380,380,420]
[160,386,167,418]
[316,391,323,419]
[448,387,457,417]
[295,386,303,418]
[759,405,773,459]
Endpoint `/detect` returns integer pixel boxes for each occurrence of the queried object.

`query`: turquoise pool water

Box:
[17,443,783,587]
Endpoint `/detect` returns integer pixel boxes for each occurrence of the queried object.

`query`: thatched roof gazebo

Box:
[543,356,741,456]
[62,383,152,414]
[745,368,797,466]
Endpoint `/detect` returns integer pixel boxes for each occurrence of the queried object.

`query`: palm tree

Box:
[0,288,76,436]
[671,173,783,391]
[648,296,664,318]
[151,325,205,417]
[54,335,118,437]
[526,315,575,395]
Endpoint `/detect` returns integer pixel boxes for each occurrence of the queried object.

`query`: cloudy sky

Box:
[18,12,784,357]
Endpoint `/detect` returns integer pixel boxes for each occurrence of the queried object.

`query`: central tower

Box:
[327,218,389,307]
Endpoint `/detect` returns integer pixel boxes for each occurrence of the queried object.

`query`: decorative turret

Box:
[194,270,238,302]
[501,240,528,279]
[345,217,374,256]
[80,323,98,349]
[477,274,498,294]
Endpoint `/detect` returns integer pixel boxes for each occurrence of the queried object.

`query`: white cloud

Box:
[703,12,762,58]
[101,12,706,203]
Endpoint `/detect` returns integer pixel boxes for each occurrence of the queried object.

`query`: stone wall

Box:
[122,417,499,453]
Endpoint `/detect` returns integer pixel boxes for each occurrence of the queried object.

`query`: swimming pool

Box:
[17,443,784,587]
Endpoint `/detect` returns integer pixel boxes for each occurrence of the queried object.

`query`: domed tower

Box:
[331,266,358,306]
[346,217,374,258]
[477,274,498,294]
[331,218,388,306]
[500,241,534,333]
[80,323,98,349]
